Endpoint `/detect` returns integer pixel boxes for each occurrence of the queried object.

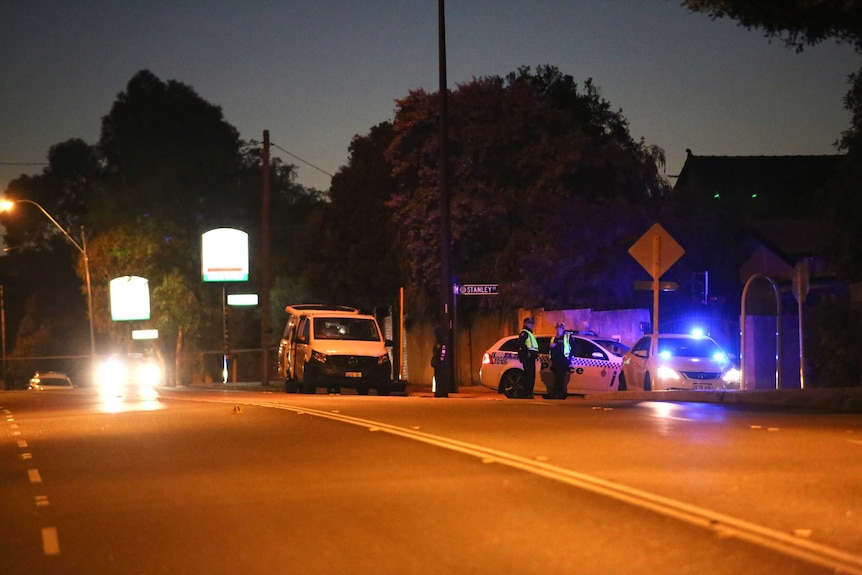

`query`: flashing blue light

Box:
[690,327,705,338]
[712,351,728,362]
[658,350,672,360]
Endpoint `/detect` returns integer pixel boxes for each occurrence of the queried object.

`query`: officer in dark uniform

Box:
[431,325,450,398]
[548,322,572,399]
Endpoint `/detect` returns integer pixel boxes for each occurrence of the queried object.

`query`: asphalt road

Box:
[1,388,860,574]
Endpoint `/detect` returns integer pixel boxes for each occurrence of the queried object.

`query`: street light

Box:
[0,199,97,367]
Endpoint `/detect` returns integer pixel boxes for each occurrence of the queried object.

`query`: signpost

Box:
[792,260,809,389]
[628,224,684,334]
[202,228,250,383]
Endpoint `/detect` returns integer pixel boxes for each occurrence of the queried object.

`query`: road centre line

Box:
[247,399,862,575]
[28,468,42,484]
[41,527,60,556]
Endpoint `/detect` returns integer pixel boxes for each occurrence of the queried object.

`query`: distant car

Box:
[480,333,629,397]
[96,354,163,397]
[619,333,740,391]
[28,372,74,391]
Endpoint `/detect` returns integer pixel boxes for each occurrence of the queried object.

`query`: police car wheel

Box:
[500,370,524,398]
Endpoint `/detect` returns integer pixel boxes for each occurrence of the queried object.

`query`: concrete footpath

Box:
[173,381,862,413]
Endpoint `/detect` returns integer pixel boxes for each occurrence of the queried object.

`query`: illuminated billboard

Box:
[110,276,150,321]
[202,228,249,282]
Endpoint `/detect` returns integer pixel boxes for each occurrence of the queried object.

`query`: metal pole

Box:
[652,234,660,334]
[222,285,229,384]
[80,226,97,368]
[437,0,453,396]
[261,130,272,386]
[1,284,5,387]
[797,282,805,390]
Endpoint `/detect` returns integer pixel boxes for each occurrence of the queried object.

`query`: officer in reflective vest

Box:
[549,322,572,399]
[517,317,539,398]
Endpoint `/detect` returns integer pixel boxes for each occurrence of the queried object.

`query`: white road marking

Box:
[35,495,50,507]
[17,439,28,448]
[41,527,60,555]
[28,468,42,484]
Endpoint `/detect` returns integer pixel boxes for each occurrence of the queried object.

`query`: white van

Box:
[277,304,399,395]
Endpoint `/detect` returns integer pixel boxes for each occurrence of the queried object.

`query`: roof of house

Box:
[673,151,846,220]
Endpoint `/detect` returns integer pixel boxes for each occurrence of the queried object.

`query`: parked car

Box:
[277,304,401,395]
[619,333,740,391]
[28,372,74,391]
[480,333,629,397]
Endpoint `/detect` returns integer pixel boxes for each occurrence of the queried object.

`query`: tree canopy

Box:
[682,0,862,52]
[385,65,667,313]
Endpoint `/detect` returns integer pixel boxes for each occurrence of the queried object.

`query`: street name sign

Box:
[458,284,499,295]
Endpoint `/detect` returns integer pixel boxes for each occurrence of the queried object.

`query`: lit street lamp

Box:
[0,199,97,367]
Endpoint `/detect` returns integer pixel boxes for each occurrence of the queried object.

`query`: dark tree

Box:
[385,65,667,313]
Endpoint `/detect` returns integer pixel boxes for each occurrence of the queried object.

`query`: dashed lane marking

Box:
[41,527,60,556]
[28,468,42,484]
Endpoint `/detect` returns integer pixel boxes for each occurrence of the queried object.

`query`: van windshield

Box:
[313,318,381,342]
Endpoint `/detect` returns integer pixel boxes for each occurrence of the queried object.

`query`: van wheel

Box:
[285,379,298,394]
[500,370,524,398]
[301,380,316,394]
[644,372,652,392]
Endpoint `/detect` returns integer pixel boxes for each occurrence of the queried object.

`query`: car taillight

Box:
[481,353,491,365]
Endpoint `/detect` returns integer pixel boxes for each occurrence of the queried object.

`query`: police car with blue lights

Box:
[480,332,630,397]
[619,330,740,391]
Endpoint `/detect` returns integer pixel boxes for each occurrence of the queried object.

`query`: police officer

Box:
[548,322,571,399]
[431,325,450,398]
[517,317,539,398]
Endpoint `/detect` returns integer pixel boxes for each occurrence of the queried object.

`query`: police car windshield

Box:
[313,318,381,342]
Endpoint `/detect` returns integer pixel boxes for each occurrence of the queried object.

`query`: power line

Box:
[268,142,334,179]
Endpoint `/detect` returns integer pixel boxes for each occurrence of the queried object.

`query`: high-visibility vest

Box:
[557,335,571,357]
[521,329,538,352]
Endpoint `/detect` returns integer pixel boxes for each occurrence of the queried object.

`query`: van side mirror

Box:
[385,339,394,347]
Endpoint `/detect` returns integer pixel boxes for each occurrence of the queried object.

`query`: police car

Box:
[619,332,740,391]
[479,333,630,397]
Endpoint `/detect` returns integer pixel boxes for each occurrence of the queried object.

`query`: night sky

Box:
[1,1,858,193]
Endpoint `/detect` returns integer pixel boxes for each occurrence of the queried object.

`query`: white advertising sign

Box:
[110,276,150,321]
[202,228,249,282]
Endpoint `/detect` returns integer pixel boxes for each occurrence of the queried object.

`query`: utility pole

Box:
[437,0,454,396]
[261,130,272,386]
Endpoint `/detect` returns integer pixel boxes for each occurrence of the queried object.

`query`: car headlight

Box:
[311,350,328,363]
[722,367,741,384]
[97,358,125,388]
[656,365,681,381]
[137,362,162,388]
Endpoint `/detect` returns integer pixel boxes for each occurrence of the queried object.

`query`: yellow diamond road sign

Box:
[628,223,684,279]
